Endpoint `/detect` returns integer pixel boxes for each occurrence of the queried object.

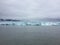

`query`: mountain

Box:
[0,18,60,22]
[32,18,60,22]
[0,19,20,21]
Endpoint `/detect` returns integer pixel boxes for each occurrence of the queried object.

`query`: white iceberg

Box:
[0,21,60,26]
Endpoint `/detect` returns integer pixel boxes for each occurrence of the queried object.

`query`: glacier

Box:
[0,21,60,26]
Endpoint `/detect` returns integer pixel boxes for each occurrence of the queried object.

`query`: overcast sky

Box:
[0,0,60,19]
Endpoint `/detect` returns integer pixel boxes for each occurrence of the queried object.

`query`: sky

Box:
[0,0,60,19]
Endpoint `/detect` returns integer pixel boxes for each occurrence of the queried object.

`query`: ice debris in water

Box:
[0,21,60,26]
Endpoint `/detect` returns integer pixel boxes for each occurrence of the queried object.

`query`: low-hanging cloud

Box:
[0,0,60,19]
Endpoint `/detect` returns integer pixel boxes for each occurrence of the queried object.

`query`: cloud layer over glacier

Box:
[0,0,60,19]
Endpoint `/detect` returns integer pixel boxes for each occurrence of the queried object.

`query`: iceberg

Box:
[0,21,60,26]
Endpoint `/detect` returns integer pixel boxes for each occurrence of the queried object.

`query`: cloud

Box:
[0,0,60,19]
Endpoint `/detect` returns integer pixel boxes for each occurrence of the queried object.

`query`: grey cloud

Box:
[0,0,60,19]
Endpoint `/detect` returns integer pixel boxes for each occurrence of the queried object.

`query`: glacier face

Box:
[0,21,60,26]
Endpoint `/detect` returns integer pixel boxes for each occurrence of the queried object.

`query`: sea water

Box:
[0,26,60,45]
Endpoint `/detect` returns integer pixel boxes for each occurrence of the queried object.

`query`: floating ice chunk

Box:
[41,22,60,26]
[0,21,60,26]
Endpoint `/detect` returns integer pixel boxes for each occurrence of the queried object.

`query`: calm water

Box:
[0,26,60,45]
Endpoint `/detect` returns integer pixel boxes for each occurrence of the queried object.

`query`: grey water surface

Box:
[0,26,60,45]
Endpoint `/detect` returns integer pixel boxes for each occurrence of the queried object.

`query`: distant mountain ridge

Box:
[0,19,20,21]
[33,18,60,21]
[0,18,60,22]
